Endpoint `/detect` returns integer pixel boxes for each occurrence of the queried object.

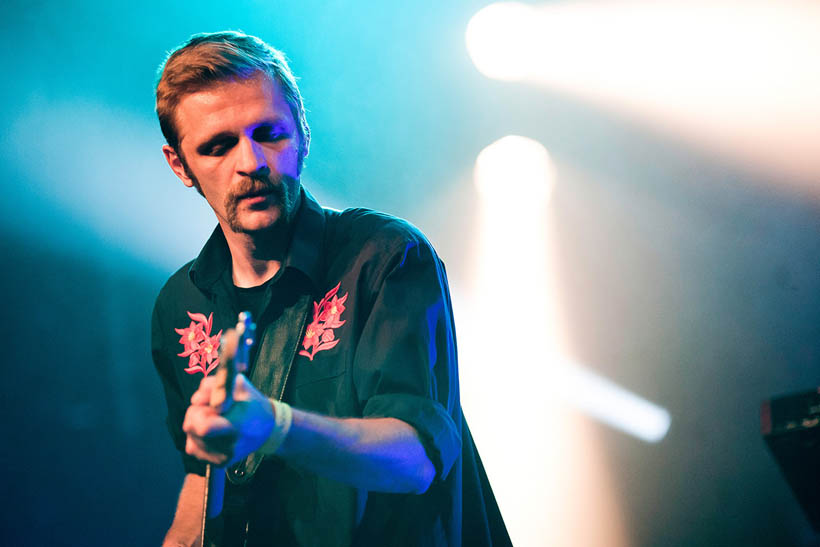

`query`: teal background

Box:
[2,1,820,545]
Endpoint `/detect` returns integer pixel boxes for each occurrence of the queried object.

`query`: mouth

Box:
[237,189,274,204]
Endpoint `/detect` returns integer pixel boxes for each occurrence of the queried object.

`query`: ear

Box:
[162,144,196,188]
[302,131,311,160]
[297,130,311,176]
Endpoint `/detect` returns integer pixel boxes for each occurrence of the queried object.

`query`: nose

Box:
[236,136,269,178]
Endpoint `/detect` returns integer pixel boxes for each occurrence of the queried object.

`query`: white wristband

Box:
[260,398,293,455]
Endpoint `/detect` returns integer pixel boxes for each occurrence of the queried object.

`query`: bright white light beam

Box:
[466,0,820,189]
[470,135,671,444]
[552,356,671,443]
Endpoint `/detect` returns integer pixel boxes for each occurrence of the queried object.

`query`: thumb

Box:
[231,373,268,404]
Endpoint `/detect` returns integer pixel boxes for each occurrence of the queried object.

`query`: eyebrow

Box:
[194,117,292,155]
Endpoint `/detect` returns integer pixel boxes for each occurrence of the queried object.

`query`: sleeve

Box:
[353,236,462,481]
[151,297,207,476]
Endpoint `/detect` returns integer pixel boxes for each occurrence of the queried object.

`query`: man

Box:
[151,31,508,546]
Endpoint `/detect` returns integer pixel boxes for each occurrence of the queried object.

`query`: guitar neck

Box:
[201,311,256,545]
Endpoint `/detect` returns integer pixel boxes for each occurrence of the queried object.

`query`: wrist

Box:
[260,399,293,455]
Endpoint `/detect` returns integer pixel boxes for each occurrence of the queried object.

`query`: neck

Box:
[221,222,292,288]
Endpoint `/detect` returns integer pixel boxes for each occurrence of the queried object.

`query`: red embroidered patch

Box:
[174,311,223,375]
[299,282,348,361]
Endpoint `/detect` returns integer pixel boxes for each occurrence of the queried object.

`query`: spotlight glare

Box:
[465,0,820,185]
[465,2,538,81]
[554,357,672,443]
[474,135,555,205]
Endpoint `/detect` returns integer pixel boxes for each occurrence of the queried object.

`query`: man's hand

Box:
[182,373,278,466]
[183,366,436,494]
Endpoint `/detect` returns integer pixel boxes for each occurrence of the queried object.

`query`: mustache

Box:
[226,174,284,203]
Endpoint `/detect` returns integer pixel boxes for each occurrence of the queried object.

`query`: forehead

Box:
[175,74,294,146]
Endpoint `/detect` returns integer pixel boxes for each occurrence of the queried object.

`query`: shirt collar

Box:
[188,186,325,292]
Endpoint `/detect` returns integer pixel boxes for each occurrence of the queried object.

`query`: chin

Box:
[235,209,287,234]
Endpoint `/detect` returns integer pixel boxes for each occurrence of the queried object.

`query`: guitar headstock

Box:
[232,311,256,374]
[210,311,257,413]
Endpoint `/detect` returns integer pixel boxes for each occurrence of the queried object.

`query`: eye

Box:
[254,125,290,143]
[199,137,237,157]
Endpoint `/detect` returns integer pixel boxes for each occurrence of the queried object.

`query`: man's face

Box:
[163,74,302,235]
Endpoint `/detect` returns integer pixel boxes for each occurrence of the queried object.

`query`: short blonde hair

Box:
[155,31,310,171]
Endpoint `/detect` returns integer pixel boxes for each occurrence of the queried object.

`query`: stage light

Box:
[465,135,670,442]
[459,135,644,546]
[474,135,555,205]
[465,0,820,186]
[552,356,671,443]
[465,2,538,81]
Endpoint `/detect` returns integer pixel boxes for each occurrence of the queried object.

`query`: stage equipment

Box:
[762,388,820,531]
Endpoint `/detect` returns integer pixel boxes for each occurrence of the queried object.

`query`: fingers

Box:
[183,405,236,438]
[185,435,230,466]
[182,403,215,436]
[191,373,225,406]
[209,368,228,408]
[182,404,238,465]
[184,374,273,465]
[198,373,254,405]
[221,328,239,361]
[191,374,215,405]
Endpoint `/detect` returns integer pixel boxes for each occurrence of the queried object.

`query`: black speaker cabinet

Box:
[762,388,820,531]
